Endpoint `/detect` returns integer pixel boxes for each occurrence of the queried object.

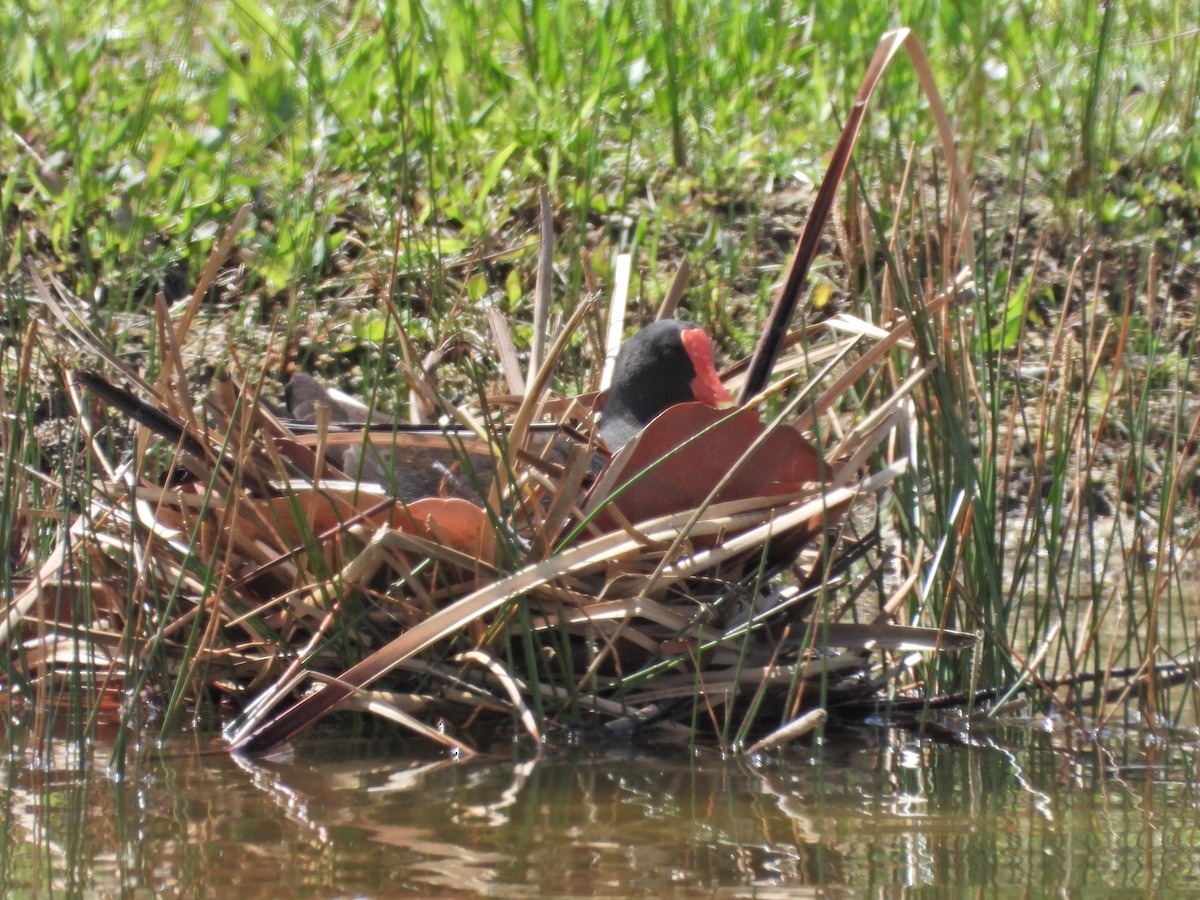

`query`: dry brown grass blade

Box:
[599,253,633,390]
[172,204,251,348]
[313,672,477,757]
[623,654,870,700]
[651,464,906,587]
[801,622,975,652]
[744,709,828,755]
[75,371,207,458]
[529,183,554,381]
[1,540,73,647]
[741,27,972,401]
[454,650,542,747]
[487,307,526,396]
[154,290,194,420]
[492,295,596,506]
[30,265,155,394]
[656,259,690,321]
[529,440,592,556]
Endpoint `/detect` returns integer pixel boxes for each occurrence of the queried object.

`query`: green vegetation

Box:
[3,0,1200,751]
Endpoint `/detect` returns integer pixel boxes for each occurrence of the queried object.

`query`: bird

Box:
[282,318,732,497]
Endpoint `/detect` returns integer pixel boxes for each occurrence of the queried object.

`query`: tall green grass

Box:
[7,1,1195,314]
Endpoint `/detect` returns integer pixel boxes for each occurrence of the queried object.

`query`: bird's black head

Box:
[599,319,731,450]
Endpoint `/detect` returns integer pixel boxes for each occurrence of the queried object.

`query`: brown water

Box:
[1,721,1197,897]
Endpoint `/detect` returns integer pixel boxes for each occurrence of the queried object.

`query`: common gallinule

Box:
[597,318,731,451]
[283,318,731,496]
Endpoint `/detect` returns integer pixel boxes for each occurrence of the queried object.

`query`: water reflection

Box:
[0,721,1198,896]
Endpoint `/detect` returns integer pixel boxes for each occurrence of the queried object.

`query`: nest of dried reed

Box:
[9,266,975,757]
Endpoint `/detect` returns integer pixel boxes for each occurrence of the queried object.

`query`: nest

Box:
[7,264,976,757]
